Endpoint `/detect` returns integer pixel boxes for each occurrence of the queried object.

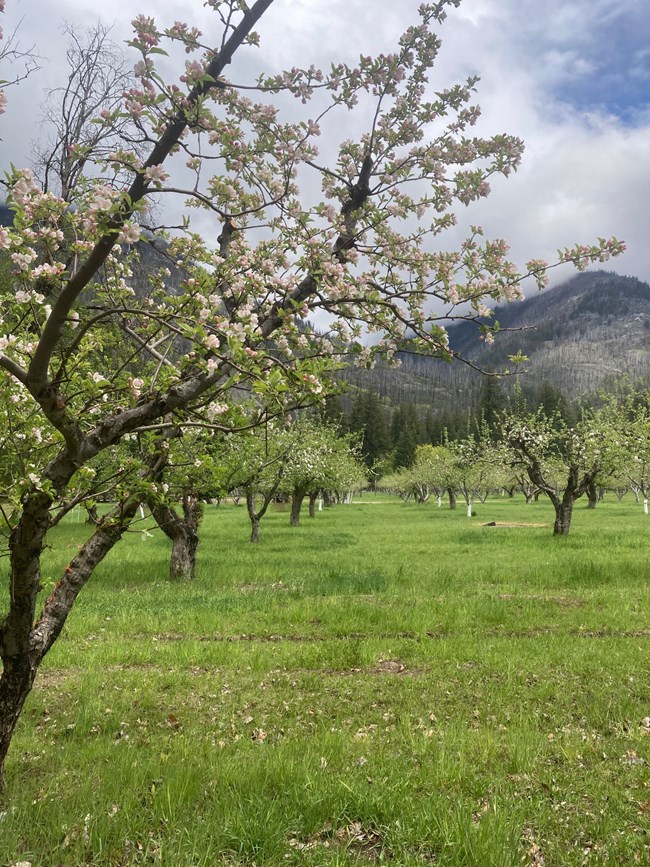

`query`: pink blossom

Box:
[144,164,169,186]
[206,402,228,419]
[12,170,39,206]
[124,98,144,117]
[180,60,205,83]
[118,222,141,245]
[128,377,144,399]
[31,262,65,280]
[12,251,37,272]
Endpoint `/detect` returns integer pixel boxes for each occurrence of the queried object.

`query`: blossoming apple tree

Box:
[503,409,618,535]
[0,0,626,787]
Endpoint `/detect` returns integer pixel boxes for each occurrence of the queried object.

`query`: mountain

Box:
[342,271,650,410]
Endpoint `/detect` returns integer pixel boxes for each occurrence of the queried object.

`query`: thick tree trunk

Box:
[553,501,574,535]
[447,487,456,510]
[150,492,203,581]
[0,660,37,792]
[169,533,199,581]
[289,489,305,527]
[0,496,139,790]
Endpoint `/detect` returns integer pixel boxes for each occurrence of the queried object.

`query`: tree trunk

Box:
[85,503,99,524]
[0,660,37,792]
[169,533,199,581]
[553,500,574,535]
[250,517,260,543]
[150,491,203,581]
[447,487,456,510]
[0,496,139,790]
[308,491,318,518]
[289,489,305,527]
[586,481,598,509]
[246,491,261,543]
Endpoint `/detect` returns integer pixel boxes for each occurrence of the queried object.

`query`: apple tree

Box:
[0,0,625,787]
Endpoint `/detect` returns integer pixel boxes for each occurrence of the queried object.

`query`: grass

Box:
[1,493,649,865]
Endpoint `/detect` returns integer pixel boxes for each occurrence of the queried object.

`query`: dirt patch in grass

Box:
[321,658,417,677]
[371,658,408,674]
[130,627,650,645]
[201,630,419,643]
[521,826,546,866]
[497,593,586,607]
[482,521,548,528]
[289,820,388,861]
[35,668,74,689]
[235,580,289,593]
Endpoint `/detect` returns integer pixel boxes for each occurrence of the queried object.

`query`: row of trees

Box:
[340,376,579,478]
[380,391,650,535]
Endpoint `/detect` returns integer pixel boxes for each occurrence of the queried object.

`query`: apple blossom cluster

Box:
[559,238,627,271]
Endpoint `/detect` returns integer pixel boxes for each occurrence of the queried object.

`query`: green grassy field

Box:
[1,494,649,866]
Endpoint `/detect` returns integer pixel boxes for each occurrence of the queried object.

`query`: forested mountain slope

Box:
[343,271,650,409]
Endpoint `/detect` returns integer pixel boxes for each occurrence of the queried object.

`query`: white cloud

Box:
[1,0,647,287]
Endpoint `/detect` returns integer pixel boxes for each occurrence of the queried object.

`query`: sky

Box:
[1,0,648,291]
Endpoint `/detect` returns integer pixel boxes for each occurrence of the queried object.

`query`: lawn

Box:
[1,494,649,865]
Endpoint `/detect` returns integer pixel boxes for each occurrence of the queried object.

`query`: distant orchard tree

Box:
[503,410,617,535]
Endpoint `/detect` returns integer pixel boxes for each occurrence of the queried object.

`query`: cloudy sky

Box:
[1,0,648,289]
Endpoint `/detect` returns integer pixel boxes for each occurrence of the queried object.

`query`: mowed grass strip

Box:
[1,494,649,866]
